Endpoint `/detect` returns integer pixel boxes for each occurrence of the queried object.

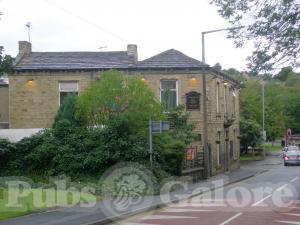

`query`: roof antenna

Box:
[26,22,31,43]
[98,45,107,51]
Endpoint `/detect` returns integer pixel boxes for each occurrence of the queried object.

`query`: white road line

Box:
[163,208,215,212]
[218,213,243,225]
[282,213,300,217]
[288,207,300,210]
[251,183,289,207]
[143,215,198,220]
[251,194,272,207]
[276,184,289,192]
[290,177,299,183]
[276,221,300,225]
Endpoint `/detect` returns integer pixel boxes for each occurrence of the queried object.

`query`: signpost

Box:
[149,120,170,168]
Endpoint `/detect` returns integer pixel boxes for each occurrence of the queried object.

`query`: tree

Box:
[76,70,164,131]
[0,46,14,76]
[53,93,81,128]
[274,66,297,81]
[211,0,300,72]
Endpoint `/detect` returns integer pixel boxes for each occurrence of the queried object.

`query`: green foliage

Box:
[76,70,164,131]
[0,139,15,171]
[240,119,261,149]
[53,93,81,128]
[211,0,300,72]
[0,46,14,76]
[284,93,300,134]
[274,67,296,82]
[167,106,197,145]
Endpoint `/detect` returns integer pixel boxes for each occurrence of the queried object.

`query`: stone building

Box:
[0,76,9,128]
[11,41,240,177]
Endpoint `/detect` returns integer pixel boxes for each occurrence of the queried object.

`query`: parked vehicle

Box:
[283,146,300,166]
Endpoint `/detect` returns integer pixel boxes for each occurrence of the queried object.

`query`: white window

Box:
[160,80,178,111]
[59,81,79,105]
[216,82,220,113]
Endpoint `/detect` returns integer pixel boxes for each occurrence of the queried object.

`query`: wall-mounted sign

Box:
[186,91,200,110]
[186,146,197,161]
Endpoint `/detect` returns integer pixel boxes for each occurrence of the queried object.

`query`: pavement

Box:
[0,153,286,225]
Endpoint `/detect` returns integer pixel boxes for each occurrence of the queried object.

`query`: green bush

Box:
[0,139,15,172]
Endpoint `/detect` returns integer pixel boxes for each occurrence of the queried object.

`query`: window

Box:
[216,82,220,113]
[160,80,178,111]
[230,140,234,160]
[217,131,221,166]
[59,81,79,105]
[233,129,237,160]
[224,85,228,113]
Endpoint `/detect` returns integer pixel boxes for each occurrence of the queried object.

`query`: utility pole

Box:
[262,81,266,159]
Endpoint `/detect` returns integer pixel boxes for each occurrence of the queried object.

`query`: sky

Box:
[0,0,254,71]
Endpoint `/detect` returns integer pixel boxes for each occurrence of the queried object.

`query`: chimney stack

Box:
[14,41,32,65]
[127,44,138,64]
[18,41,32,55]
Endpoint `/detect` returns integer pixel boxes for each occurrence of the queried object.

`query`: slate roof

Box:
[138,49,208,69]
[15,51,134,71]
[15,48,209,71]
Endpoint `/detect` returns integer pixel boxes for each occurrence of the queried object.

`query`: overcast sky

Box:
[0,0,253,70]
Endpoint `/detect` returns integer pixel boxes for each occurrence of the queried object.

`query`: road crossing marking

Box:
[219,213,243,225]
[290,177,299,183]
[251,183,289,207]
[282,213,300,217]
[251,194,272,206]
[276,221,300,225]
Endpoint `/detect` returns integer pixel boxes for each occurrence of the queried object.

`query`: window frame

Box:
[216,82,220,113]
[58,81,79,106]
[160,79,178,111]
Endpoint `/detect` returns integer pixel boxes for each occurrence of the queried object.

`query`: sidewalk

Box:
[0,156,281,225]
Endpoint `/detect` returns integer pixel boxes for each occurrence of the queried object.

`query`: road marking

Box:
[290,177,299,183]
[119,223,158,225]
[143,215,198,220]
[251,194,272,206]
[251,183,289,207]
[276,221,300,225]
[282,213,300,217]
[163,208,215,212]
[288,207,300,210]
[276,184,289,191]
[218,213,243,225]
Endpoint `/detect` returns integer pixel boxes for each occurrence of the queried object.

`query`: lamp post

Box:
[201,27,242,179]
[261,80,266,159]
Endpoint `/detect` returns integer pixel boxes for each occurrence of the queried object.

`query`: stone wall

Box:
[9,71,93,128]
[0,85,9,124]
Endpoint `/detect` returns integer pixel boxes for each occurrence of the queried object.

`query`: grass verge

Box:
[0,188,98,221]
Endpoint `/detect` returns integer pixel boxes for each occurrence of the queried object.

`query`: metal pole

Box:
[201,32,209,179]
[262,82,265,136]
[149,119,153,168]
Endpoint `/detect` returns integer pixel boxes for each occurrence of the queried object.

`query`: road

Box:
[116,162,300,225]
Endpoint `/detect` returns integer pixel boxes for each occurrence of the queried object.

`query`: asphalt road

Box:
[116,162,300,225]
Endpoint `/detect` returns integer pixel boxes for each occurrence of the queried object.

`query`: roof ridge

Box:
[30,51,127,54]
